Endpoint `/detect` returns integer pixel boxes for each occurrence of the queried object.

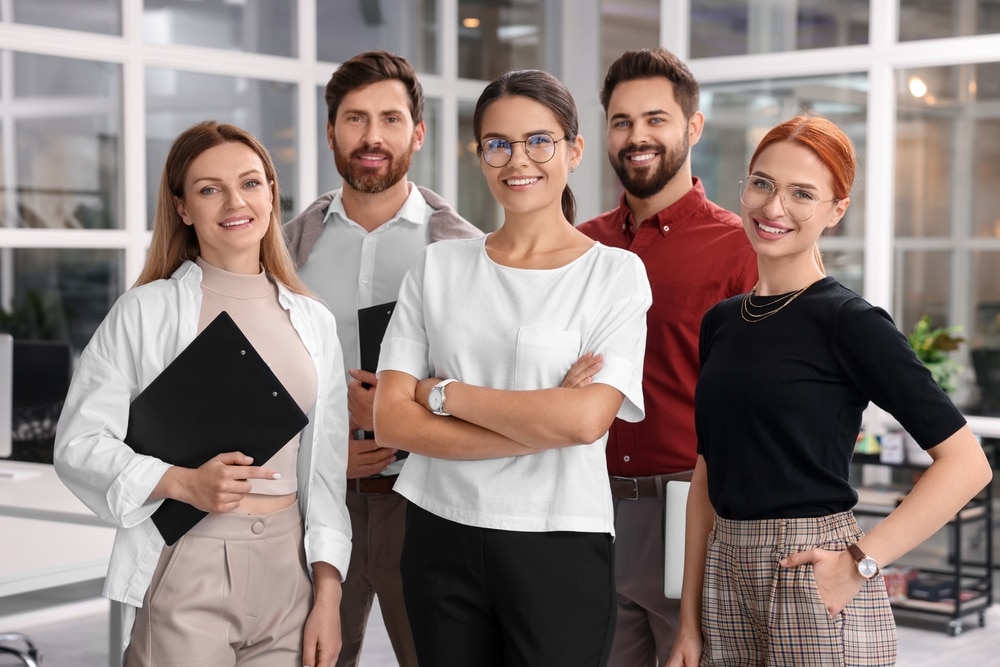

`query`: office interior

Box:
[0,0,999,662]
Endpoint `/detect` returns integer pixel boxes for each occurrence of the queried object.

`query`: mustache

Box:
[617,142,664,162]
[351,144,392,160]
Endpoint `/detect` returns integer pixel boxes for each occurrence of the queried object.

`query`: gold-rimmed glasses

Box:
[738,176,840,222]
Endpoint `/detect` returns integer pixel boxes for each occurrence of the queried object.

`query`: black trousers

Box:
[401,503,616,667]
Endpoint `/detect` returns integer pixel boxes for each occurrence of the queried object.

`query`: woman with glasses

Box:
[666,114,992,667]
[373,69,651,667]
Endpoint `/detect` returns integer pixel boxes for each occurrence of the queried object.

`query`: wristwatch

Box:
[847,543,880,579]
[428,379,457,416]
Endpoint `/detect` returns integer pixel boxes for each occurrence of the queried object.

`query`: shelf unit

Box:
[851,445,994,636]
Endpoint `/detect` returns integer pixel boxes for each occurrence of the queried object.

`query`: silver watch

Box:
[428,379,457,416]
[847,543,880,580]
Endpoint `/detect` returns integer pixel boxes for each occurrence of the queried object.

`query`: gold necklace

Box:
[740,282,809,323]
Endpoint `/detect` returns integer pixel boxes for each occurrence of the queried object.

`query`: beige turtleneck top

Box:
[196,257,317,495]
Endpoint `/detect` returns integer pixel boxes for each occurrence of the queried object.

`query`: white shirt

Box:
[378,237,651,534]
[53,261,351,656]
[297,185,432,476]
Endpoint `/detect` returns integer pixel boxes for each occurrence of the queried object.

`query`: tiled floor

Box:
[1,585,998,666]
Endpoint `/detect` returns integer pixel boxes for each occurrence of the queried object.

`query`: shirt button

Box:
[662,225,670,233]
[623,455,630,462]
[251,520,265,535]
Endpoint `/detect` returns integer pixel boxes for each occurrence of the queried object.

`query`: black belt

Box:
[610,471,693,501]
[351,474,399,495]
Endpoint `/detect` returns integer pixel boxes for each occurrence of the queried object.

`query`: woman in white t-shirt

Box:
[374,70,652,667]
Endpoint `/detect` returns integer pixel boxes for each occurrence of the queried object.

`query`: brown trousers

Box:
[125,502,312,667]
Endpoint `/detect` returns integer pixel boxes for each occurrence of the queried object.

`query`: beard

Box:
[610,136,689,200]
[334,142,413,194]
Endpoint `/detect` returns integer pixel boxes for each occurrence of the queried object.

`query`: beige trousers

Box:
[125,502,312,667]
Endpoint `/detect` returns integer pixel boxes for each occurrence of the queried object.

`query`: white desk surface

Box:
[0,460,106,527]
[0,459,120,666]
[0,515,114,598]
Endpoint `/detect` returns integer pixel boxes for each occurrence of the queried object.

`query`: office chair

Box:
[0,632,41,666]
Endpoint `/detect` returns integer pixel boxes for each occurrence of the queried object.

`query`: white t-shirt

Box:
[378,236,651,534]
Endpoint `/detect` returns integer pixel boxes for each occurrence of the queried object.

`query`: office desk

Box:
[0,460,120,666]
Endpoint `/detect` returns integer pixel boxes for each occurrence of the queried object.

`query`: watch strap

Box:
[846,543,866,563]
[431,378,457,416]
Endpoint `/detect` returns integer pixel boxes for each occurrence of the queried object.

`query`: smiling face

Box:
[329,79,425,195]
[742,140,850,265]
[174,141,273,273]
[477,95,583,221]
[605,77,698,199]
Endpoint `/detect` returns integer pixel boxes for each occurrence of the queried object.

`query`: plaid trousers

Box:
[701,511,897,667]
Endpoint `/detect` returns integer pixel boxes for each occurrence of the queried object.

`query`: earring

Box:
[570,165,577,173]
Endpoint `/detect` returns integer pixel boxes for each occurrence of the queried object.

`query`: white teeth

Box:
[630,153,655,163]
[759,222,788,234]
[222,219,249,227]
[506,177,539,186]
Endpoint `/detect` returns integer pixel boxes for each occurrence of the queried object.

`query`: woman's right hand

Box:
[153,452,278,513]
[560,351,603,388]
[665,627,703,666]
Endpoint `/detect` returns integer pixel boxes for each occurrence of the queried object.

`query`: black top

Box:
[696,277,966,520]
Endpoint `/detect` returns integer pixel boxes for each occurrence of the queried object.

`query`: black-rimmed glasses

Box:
[478,134,568,168]
[738,176,840,222]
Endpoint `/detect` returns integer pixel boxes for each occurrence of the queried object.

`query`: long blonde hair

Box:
[136,121,309,294]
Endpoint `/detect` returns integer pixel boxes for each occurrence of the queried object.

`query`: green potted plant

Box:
[906,315,965,394]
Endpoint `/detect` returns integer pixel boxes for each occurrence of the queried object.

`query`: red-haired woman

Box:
[667,114,992,666]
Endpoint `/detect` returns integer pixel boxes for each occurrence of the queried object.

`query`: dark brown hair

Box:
[600,48,699,119]
[473,69,579,223]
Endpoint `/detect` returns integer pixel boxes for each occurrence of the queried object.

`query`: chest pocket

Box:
[513,327,581,390]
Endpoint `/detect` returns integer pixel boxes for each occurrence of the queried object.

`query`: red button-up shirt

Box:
[578,178,758,476]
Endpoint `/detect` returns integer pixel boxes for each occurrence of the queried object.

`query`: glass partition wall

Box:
[0,0,997,424]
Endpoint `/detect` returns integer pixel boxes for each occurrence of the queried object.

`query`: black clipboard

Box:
[125,311,309,545]
[358,301,396,381]
[356,301,405,458]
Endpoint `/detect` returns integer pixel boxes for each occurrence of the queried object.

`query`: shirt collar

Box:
[322,181,430,229]
[620,176,711,236]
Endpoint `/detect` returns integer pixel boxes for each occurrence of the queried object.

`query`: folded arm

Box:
[374,363,622,459]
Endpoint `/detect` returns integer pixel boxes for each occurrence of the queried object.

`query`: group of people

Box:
[52,44,991,667]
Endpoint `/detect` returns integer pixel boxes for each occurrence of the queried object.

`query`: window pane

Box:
[972,251,1000,416]
[0,248,124,354]
[690,0,869,58]
[10,0,120,35]
[143,0,295,57]
[458,0,551,80]
[665,73,868,246]
[896,60,1000,413]
[317,0,437,74]
[145,69,297,224]
[458,100,501,232]
[895,63,999,238]
[900,0,1000,41]
[411,98,441,193]
[601,0,659,74]
[5,53,122,230]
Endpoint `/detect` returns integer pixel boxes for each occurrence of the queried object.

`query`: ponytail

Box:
[561,185,577,224]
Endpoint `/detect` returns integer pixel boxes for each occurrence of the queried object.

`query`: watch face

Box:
[429,387,443,412]
[859,557,879,578]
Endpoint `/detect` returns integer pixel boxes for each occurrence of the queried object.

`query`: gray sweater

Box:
[283,186,483,267]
